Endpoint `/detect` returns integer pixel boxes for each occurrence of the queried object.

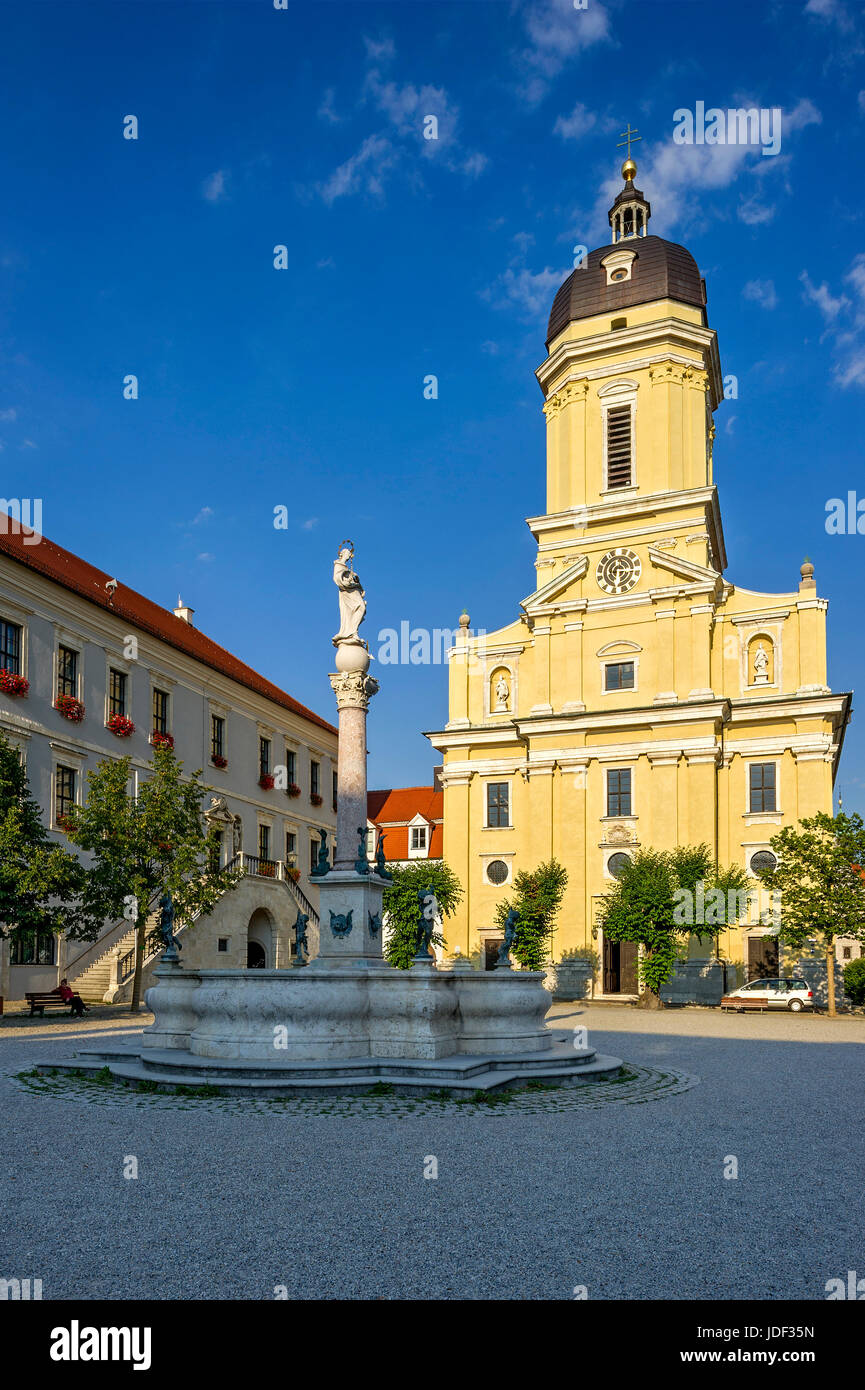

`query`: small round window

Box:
[750,850,777,874]
[607,852,631,879]
[610,268,628,282]
[486,859,509,886]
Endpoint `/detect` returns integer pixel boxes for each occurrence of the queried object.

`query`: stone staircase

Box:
[66,854,319,1004]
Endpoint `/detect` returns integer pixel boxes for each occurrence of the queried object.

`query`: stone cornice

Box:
[536,314,724,412]
[526,485,728,574]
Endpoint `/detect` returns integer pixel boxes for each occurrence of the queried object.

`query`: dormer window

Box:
[600,248,636,286]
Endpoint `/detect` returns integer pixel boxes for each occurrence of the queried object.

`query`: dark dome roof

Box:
[546,235,705,347]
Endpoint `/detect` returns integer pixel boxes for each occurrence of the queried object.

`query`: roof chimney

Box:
[173,595,195,625]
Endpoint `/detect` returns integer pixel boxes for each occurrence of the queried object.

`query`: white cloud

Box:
[487,265,567,321]
[363,35,395,64]
[553,101,597,141]
[587,100,820,238]
[800,253,865,387]
[202,170,228,203]
[197,552,215,563]
[743,279,778,310]
[318,88,341,125]
[519,0,612,103]
[301,518,319,530]
[859,90,865,112]
[315,37,486,204]
[192,506,214,525]
[800,270,849,321]
[19,439,36,450]
[319,133,397,205]
[0,408,16,421]
[805,0,855,31]
[785,97,822,132]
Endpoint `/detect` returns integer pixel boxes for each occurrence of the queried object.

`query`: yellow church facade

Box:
[428,160,851,994]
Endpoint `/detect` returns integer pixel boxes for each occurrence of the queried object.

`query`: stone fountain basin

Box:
[143,963,556,1062]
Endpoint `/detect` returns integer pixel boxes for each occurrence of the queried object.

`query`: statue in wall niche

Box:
[157,891,182,963]
[753,642,770,684]
[493,673,510,711]
[232,815,243,855]
[333,540,367,646]
[496,907,520,968]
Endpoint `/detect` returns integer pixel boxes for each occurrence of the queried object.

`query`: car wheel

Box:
[788,999,803,1012]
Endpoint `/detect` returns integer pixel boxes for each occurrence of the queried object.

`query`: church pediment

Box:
[521,556,589,616]
[647,545,723,596]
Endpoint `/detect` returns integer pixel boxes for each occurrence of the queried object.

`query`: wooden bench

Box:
[24,992,77,1018]
[720,995,770,1013]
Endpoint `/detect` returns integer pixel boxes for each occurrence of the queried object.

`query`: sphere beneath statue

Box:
[334,641,370,675]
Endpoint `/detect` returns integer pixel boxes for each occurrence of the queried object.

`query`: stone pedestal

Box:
[311,870,389,967]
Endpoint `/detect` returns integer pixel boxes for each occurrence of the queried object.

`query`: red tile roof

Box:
[367,785,443,860]
[0,524,336,735]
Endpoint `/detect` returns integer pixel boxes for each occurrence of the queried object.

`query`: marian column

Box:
[308,541,389,967]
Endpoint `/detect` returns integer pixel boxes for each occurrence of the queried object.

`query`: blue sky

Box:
[1,0,864,799]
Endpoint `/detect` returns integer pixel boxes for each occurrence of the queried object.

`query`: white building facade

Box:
[0,524,337,1003]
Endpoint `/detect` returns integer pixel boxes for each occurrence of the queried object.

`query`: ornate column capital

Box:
[329,671,380,711]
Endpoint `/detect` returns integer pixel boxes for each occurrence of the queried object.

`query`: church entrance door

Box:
[603,938,639,994]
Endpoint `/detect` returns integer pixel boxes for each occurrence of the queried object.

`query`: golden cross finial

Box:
[617,124,642,161]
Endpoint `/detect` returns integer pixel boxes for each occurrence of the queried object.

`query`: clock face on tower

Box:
[596,548,642,595]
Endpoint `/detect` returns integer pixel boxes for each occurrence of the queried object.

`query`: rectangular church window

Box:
[607,768,632,817]
[749,763,776,813]
[605,405,632,489]
[605,661,635,691]
[486,782,509,827]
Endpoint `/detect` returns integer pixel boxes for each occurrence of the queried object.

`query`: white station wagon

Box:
[721,978,815,1012]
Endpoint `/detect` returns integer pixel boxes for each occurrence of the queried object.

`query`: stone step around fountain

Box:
[36,1041,622,1096]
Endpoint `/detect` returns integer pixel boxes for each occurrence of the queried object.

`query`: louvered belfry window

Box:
[606,405,633,489]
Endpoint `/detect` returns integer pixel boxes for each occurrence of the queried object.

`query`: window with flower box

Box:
[152,688,169,735]
[311,760,320,797]
[109,668,128,718]
[259,737,271,779]
[57,645,78,698]
[211,714,225,761]
[0,619,22,674]
[285,748,296,785]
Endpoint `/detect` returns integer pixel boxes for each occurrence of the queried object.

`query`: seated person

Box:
[52,979,88,1017]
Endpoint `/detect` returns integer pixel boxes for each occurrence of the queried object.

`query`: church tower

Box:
[428,144,851,992]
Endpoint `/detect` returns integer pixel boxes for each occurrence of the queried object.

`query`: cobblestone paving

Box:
[11,1061,700,1116]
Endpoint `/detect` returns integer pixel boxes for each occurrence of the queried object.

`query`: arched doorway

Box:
[247,941,266,968]
[246,907,274,969]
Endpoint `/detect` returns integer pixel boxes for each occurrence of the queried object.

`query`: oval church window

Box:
[486,860,509,886]
[607,852,631,878]
[750,851,777,874]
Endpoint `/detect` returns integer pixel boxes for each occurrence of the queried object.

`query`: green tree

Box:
[756,812,865,1017]
[0,730,96,956]
[382,861,463,970]
[599,844,750,1007]
[494,859,568,971]
[842,956,865,1007]
[62,744,242,1012]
